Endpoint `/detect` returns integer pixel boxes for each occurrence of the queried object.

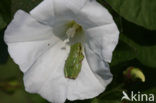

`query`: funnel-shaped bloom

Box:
[4,0,119,103]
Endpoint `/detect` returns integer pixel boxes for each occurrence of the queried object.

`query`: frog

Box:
[64,42,84,79]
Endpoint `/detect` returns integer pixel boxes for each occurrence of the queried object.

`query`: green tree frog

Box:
[64,43,84,79]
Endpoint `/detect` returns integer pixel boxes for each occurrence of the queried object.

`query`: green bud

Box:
[123,67,145,82]
[0,80,20,93]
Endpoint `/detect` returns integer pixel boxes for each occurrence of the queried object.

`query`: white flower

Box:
[4,0,119,103]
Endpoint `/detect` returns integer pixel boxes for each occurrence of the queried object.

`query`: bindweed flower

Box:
[4,0,119,103]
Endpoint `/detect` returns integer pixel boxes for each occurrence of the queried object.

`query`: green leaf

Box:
[0,28,9,64]
[144,88,156,95]
[0,58,19,80]
[0,89,48,103]
[111,40,136,66]
[91,98,121,103]
[0,80,21,94]
[91,85,123,103]
[0,0,11,29]
[0,17,7,30]
[0,0,11,63]
[0,89,28,103]
[120,34,156,68]
[121,18,156,46]
[106,0,156,30]
[137,45,156,68]
[11,0,42,15]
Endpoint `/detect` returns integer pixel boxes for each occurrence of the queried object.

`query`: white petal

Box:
[65,0,89,9]
[24,41,70,103]
[7,39,58,73]
[4,10,61,73]
[30,0,88,40]
[67,57,109,101]
[4,10,53,43]
[76,0,114,29]
[30,0,88,26]
[85,23,119,63]
[23,41,112,102]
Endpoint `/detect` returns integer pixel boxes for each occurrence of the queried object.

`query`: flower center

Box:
[66,21,82,39]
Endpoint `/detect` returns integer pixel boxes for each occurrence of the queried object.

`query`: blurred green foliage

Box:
[106,0,156,30]
[0,0,11,30]
[0,0,156,103]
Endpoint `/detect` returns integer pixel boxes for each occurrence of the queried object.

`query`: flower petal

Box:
[30,0,87,26]
[24,41,70,103]
[76,0,114,29]
[4,10,53,43]
[67,57,110,101]
[23,41,112,102]
[7,39,58,73]
[85,23,119,63]
[30,0,89,40]
[5,10,61,72]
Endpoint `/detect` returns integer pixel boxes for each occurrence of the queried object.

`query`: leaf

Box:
[0,17,7,30]
[0,58,19,80]
[0,28,9,64]
[91,98,121,103]
[111,40,136,66]
[137,45,156,68]
[91,85,123,103]
[0,0,11,29]
[121,18,156,46]
[0,89,28,103]
[0,80,21,94]
[106,0,156,30]
[144,88,156,95]
[0,89,48,103]
[0,0,11,63]
[120,34,156,68]
[11,0,42,15]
